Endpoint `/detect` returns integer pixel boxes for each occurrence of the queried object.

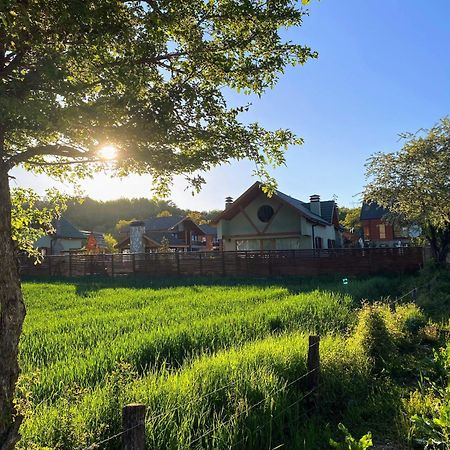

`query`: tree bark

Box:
[0,160,26,450]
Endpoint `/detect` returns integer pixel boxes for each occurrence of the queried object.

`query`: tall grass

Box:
[18,274,421,449]
[22,284,353,403]
[19,332,371,450]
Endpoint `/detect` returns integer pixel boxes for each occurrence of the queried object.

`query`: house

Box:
[116,215,206,253]
[199,224,220,251]
[360,202,409,247]
[35,218,106,255]
[211,182,342,251]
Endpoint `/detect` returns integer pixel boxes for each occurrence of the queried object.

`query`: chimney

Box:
[225,197,233,209]
[129,221,145,253]
[309,194,321,217]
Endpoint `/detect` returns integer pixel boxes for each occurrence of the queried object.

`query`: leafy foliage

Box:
[11,188,69,259]
[406,345,450,449]
[1,0,317,194]
[103,233,118,254]
[363,118,450,264]
[329,423,373,449]
[339,207,362,233]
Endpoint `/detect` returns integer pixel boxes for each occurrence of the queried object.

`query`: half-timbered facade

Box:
[212,183,342,251]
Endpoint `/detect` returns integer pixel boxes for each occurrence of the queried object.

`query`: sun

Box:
[98,144,117,160]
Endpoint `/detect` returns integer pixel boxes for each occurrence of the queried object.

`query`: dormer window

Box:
[257,205,274,223]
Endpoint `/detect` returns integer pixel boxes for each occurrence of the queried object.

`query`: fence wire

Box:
[80,339,320,449]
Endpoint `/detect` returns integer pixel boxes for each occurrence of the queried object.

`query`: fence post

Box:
[306,335,320,410]
[199,252,203,276]
[132,253,136,274]
[69,253,73,277]
[176,252,180,275]
[221,251,226,276]
[122,403,146,450]
[111,254,115,278]
[48,255,52,276]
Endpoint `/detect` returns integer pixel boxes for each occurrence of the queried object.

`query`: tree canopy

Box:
[0,2,317,447]
[2,0,316,193]
[363,118,450,264]
[338,206,361,233]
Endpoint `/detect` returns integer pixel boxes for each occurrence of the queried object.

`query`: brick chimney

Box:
[225,197,233,209]
[309,194,321,217]
[129,221,145,253]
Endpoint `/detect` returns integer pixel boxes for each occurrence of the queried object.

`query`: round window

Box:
[257,205,274,223]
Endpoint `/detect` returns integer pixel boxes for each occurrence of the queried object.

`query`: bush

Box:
[351,303,426,373]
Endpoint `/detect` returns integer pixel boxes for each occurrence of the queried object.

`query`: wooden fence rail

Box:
[20,247,424,278]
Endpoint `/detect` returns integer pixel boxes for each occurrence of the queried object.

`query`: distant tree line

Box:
[63,197,222,237]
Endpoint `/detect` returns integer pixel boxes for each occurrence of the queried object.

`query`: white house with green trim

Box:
[212,182,342,251]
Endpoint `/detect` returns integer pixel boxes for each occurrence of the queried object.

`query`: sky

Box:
[11,0,450,210]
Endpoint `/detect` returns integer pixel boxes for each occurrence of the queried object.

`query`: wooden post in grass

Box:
[122,403,146,450]
[306,335,320,410]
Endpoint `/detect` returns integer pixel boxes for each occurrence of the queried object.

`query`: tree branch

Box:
[7,144,94,168]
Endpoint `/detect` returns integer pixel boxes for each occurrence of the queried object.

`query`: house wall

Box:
[218,193,338,251]
[362,219,410,247]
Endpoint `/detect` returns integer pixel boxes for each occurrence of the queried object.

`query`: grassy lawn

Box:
[17,273,449,449]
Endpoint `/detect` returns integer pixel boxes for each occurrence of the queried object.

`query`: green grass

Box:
[17,274,431,449]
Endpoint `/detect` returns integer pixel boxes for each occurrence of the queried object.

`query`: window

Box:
[327,239,335,249]
[275,238,301,250]
[314,237,323,249]
[257,205,274,223]
[363,226,370,238]
[377,224,386,239]
[261,239,274,250]
[236,239,260,251]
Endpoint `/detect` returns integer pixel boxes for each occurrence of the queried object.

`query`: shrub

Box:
[351,303,426,373]
[329,423,373,449]
[351,303,398,373]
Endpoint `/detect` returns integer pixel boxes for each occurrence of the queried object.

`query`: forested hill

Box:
[64,198,221,237]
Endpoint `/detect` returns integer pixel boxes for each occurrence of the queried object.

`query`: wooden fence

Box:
[20,247,424,278]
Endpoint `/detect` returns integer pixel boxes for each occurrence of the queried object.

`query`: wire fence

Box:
[80,338,321,450]
[69,283,428,450]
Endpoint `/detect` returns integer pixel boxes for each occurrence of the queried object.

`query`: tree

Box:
[0,1,316,447]
[11,188,68,259]
[186,210,208,225]
[103,233,118,254]
[158,236,171,253]
[157,210,172,217]
[363,118,450,265]
[339,206,362,233]
[115,218,137,235]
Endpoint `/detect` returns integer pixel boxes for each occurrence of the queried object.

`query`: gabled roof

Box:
[211,182,330,226]
[144,215,204,235]
[360,202,390,220]
[274,190,329,225]
[144,215,185,231]
[53,218,85,239]
[199,224,217,236]
[304,200,336,224]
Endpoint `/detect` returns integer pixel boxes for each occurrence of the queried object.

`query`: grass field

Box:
[16,274,447,449]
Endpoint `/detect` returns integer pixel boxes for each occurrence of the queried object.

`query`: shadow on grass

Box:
[22,272,417,304]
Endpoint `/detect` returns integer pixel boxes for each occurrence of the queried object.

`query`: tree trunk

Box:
[427,224,450,266]
[0,161,26,450]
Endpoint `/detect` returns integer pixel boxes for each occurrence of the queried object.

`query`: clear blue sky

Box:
[11,0,450,210]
